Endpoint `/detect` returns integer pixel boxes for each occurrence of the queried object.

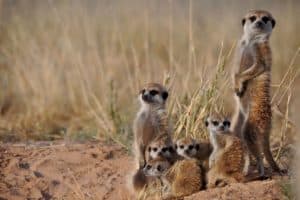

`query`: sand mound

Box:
[0,141,288,200]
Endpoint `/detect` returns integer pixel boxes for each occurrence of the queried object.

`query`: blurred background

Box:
[0,0,299,168]
[0,0,299,197]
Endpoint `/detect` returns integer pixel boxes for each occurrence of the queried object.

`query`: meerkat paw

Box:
[234,77,248,97]
[215,179,228,187]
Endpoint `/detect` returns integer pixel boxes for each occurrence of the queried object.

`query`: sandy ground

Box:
[0,141,289,200]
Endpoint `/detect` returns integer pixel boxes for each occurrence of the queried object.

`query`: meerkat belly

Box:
[239,46,254,73]
[139,113,157,146]
[247,74,272,131]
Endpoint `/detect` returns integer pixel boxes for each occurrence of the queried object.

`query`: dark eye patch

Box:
[205,120,209,127]
[188,145,194,150]
[262,16,269,24]
[169,147,174,153]
[162,91,168,100]
[249,16,256,22]
[195,144,200,151]
[223,120,231,127]
[148,147,151,152]
[162,147,168,152]
[146,165,152,170]
[149,90,159,96]
[212,121,219,126]
[157,165,162,172]
[153,147,158,152]
[174,144,177,149]
[179,145,184,149]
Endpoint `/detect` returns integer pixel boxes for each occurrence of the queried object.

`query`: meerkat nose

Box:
[255,21,264,28]
[220,125,225,131]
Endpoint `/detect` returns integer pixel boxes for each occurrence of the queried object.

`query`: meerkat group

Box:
[129,10,285,199]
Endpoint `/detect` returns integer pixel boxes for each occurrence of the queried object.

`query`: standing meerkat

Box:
[205,115,246,188]
[232,10,282,176]
[175,137,212,169]
[143,156,203,199]
[133,83,170,168]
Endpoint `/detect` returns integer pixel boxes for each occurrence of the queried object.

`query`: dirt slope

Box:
[0,141,288,200]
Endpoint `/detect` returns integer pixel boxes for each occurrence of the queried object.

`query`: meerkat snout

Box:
[242,10,275,38]
[139,83,168,106]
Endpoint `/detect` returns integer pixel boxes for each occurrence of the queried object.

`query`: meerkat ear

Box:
[271,19,276,28]
[242,18,246,26]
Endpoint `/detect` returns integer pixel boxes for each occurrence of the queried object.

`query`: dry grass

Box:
[0,0,299,158]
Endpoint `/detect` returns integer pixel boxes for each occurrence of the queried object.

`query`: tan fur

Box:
[145,134,173,162]
[233,10,281,175]
[133,83,170,168]
[175,137,212,170]
[145,157,202,199]
[206,115,246,188]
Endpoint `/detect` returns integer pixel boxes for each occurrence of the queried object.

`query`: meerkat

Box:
[232,10,283,176]
[143,156,202,199]
[131,133,182,195]
[205,115,246,188]
[133,83,170,168]
[146,133,181,164]
[175,137,212,170]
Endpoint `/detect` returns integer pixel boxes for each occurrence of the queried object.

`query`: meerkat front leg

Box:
[234,62,265,96]
[138,144,146,168]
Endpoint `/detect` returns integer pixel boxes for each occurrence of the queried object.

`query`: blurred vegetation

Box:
[0,0,298,164]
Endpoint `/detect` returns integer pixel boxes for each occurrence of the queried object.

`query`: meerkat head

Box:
[205,115,231,134]
[147,135,174,160]
[139,83,169,108]
[242,10,275,39]
[143,157,171,177]
[175,138,200,159]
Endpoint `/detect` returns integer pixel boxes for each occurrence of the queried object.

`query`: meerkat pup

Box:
[133,83,170,168]
[205,115,246,188]
[144,156,202,199]
[146,134,180,164]
[232,10,282,176]
[175,137,212,169]
[131,134,181,195]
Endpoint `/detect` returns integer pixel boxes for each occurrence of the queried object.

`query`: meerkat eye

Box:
[205,120,209,127]
[149,90,159,96]
[153,147,158,152]
[188,145,194,150]
[157,165,162,172]
[195,144,200,151]
[148,147,152,152]
[212,121,219,126]
[146,165,152,170]
[179,145,184,149]
[169,147,174,153]
[162,91,169,100]
[162,147,168,152]
[249,16,256,22]
[262,16,269,24]
[223,120,231,127]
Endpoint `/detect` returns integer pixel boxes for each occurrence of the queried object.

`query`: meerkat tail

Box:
[263,137,281,172]
[131,168,148,193]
